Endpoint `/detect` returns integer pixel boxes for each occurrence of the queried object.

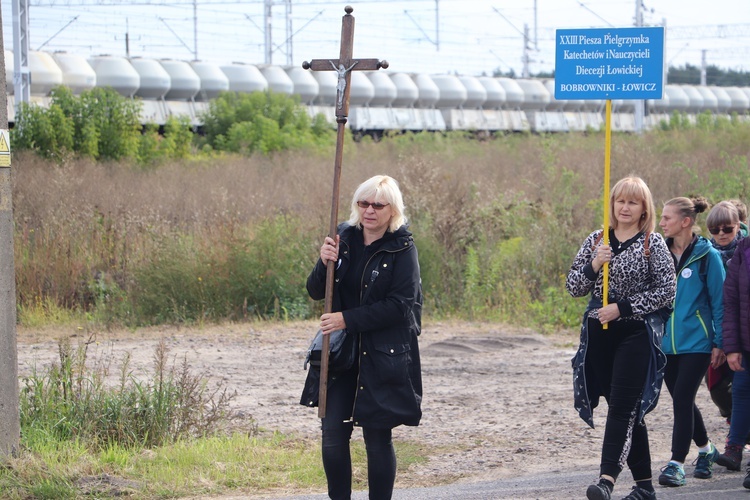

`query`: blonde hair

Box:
[663,196,709,230]
[347,175,406,232]
[609,176,656,233]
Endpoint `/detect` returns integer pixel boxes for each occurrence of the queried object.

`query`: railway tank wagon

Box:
[3,49,750,134]
[387,72,422,131]
[130,58,171,125]
[477,76,507,131]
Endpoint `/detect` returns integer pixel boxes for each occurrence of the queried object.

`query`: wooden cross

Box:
[302,5,388,121]
[302,5,388,419]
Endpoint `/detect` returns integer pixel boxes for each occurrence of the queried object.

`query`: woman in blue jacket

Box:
[657,197,726,487]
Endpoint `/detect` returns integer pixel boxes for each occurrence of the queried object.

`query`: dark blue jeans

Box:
[728,352,750,447]
[321,369,397,500]
[587,318,653,482]
[663,352,711,462]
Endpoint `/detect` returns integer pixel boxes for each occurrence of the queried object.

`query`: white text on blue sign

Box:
[554,27,665,100]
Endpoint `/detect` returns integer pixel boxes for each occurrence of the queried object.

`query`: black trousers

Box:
[587,318,653,482]
[320,369,397,500]
[664,352,711,462]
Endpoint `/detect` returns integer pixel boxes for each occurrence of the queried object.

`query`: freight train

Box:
[6,50,750,133]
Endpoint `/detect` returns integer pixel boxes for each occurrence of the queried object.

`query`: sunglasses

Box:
[709,225,736,235]
[357,201,390,210]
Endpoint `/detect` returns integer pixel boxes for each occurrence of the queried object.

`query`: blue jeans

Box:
[728,352,750,447]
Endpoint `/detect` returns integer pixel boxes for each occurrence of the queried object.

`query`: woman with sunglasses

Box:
[714,200,750,490]
[567,176,676,500]
[708,201,743,267]
[656,197,725,488]
[703,202,743,429]
[301,174,423,500]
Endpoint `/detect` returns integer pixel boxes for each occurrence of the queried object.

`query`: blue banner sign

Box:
[555,27,665,100]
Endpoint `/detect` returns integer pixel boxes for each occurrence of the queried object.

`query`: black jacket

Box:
[300,222,423,429]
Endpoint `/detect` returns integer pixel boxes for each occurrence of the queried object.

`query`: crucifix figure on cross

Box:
[302,5,388,419]
[329,60,359,109]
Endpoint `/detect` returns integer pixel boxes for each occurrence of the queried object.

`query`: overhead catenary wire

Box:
[4,0,750,76]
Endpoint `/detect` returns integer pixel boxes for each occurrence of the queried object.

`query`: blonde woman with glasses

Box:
[300,175,423,500]
[567,176,676,500]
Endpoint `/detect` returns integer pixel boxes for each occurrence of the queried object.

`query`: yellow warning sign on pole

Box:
[0,130,10,168]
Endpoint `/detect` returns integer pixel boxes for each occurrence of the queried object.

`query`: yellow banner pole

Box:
[602,99,612,329]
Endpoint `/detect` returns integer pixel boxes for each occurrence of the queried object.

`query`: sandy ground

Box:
[16,321,731,496]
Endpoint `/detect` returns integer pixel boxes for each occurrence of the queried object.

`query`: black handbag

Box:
[304,328,357,372]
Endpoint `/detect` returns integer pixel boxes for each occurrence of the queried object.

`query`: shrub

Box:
[131,216,316,325]
[138,116,195,166]
[11,101,75,160]
[199,91,334,154]
[20,335,236,449]
[12,86,145,162]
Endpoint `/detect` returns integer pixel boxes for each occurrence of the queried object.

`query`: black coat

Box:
[300,223,423,429]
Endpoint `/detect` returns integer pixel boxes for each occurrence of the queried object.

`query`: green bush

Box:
[20,336,235,449]
[11,101,75,160]
[138,116,195,166]
[12,86,194,164]
[131,216,316,325]
[199,91,335,154]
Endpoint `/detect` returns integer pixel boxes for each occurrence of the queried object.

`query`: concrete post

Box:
[0,5,20,459]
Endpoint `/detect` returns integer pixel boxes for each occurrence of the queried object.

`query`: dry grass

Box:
[13,130,746,230]
[9,127,750,325]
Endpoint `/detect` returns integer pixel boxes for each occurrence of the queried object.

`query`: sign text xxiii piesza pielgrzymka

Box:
[555,26,665,100]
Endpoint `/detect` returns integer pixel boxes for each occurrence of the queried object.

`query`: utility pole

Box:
[193,0,198,60]
[522,23,531,78]
[633,0,644,133]
[11,0,30,107]
[435,0,439,51]
[534,0,538,50]
[701,49,707,85]
[0,4,20,459]
[264,0,272,64]
[285,0,292,65]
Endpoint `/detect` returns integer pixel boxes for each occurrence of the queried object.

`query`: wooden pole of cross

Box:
[302,5,388,419]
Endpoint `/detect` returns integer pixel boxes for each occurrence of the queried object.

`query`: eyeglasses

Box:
[357,201,390,210]
[708,225,736,235]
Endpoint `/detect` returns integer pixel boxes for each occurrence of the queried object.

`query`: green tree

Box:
[138,116,194,165]
[199,90,334,154]
[11,101,75,160]
[76,87,142,161]
[48,86,99,157]
[13,86,145,162]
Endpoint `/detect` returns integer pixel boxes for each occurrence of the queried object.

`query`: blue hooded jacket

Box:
[662,235,725,355]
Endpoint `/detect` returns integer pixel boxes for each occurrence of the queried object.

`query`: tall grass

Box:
[20,335,236,449]
[11,123,750,329]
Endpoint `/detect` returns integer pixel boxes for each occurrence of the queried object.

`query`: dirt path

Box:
[16,321,731,494]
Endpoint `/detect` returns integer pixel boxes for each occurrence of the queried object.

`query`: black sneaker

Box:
[621,486,656,500]
[586,482,612,500]
[716,443,743,471]
[744,468,750,490]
